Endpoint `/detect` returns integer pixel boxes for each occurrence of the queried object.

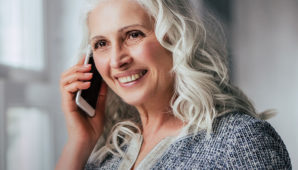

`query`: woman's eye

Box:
[94,40,107,49]
[127,31,144,40]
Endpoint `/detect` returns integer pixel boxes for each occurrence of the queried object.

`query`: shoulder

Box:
[217,112,292,169]
[214,112,287,152]
[152,112,291,169]
[213,112,276,138]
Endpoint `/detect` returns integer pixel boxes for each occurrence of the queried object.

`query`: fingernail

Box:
[83,64,91,68]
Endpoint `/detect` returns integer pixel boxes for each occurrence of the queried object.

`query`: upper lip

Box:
[113,69,147,79]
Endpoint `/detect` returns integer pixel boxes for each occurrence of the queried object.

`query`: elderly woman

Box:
[56,0,291,169]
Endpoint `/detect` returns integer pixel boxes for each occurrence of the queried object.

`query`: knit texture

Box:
[85,112,292,169]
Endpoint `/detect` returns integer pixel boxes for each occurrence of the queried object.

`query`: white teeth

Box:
[118,72,145,83]
[127,76,132,82]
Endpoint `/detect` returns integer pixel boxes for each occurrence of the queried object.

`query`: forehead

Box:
[88,0,152,37]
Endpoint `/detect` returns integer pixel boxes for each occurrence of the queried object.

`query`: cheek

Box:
[131,40,173,73]
[131,40,165,64]
[94,57,109,80]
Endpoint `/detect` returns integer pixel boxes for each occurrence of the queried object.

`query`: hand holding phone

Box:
[58,49,107,170]
[76,49,103,117]
[60,45,106,136]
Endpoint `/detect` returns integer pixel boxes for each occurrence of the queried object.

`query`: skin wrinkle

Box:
[137,74,176,134]
[56,1,291,169]
[87,0,183,147]
[89,25,155,46]
[139,104,177,133]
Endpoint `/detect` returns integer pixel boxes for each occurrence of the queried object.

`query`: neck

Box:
[134,84,183,139]
[135,99,183,139]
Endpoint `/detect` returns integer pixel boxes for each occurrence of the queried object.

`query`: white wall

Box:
[232,0,298,168]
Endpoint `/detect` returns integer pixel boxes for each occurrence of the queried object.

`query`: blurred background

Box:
[0,0,297,169]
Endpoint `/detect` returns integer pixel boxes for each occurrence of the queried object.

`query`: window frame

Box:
[0,0,48,83]
[0,0,49,169]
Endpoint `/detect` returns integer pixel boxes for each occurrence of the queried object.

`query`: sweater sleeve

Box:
[224,120,291,169]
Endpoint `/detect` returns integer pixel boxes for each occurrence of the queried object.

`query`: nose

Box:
[110,43,132,69]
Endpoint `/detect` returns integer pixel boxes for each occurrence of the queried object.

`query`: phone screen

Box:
[81,54,102,109]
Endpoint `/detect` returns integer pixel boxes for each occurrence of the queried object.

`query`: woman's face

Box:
[88,0,174,106]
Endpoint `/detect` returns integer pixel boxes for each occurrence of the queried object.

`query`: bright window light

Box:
[6,107,52,170]
[0,0,44,71]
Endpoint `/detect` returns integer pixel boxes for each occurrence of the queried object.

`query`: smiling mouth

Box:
[118,70,147,84]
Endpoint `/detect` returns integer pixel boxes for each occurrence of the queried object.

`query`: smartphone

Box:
[75,50,102,117]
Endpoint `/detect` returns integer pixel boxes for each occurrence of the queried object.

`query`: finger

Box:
[77,55,86,65]
[62,72,93,86]
[61,64,91,79]
[64,81,91,93]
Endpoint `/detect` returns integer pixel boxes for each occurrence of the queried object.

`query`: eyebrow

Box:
[90,24,146,42]
[118,24,145,32]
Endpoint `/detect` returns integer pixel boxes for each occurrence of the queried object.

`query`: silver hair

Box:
[78,0,274,163]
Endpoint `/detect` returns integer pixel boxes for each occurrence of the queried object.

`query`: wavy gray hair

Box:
[78,0,273,162]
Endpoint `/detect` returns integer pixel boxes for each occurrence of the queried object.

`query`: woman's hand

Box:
[56,56,107,170]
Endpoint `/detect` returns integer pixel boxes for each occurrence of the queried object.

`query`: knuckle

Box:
[63,85,69,92]
[75,65,83,72]
[74,73,79,79]
[74,82,80,89]
[67,85,75,93]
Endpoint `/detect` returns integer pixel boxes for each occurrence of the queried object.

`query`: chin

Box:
[119,92,150,107]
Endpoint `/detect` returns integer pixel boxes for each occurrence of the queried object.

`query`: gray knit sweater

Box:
[85,112,291,169]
